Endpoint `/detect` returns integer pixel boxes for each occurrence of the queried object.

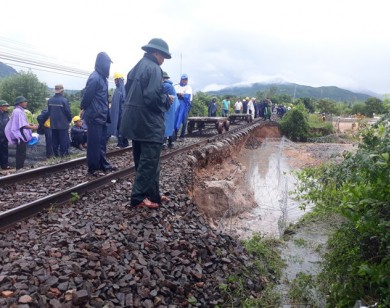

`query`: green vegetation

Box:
[189,91,209,116]
[218,234,284,307]
[70,192,80,203]
[0,70,48,112]
[294,114,390,307]
[279,106,310,141]
[208,82,373,103]
[288,272,319,306]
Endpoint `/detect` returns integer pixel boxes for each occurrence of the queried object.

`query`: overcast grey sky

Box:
[1,0,389,95]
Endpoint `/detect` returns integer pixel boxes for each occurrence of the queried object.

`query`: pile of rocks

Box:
[0,136,265,307]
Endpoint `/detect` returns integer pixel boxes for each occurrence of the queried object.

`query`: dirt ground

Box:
[283,142,357,169]
[193,139,356,306]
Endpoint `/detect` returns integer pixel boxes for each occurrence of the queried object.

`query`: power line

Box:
[0,36,115,83]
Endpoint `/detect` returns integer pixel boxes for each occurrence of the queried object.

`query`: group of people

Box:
[0,96,39,171]
[0,37,196,211]
[208,96,288,120]
[0,89,89,171]
[41,84,88,158]
[79,38,193,209]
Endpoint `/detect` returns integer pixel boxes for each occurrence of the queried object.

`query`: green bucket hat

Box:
[14,96,28,106]
[0,100,9,107]
[162,71,170,79]
[141,38,171,59]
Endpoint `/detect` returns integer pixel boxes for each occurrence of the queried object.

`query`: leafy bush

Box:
[294,114,390,307]
[307,114,335,137]
[0,70,48,113]
[279,107,310,141]
[189,91,209,117]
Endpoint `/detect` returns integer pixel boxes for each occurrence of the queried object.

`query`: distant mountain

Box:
[0,62,17,79]
[206,82,376,103]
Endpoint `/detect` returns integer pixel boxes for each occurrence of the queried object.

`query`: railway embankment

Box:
[0,119,356,306]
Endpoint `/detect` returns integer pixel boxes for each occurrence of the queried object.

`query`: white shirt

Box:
[174,83,193,102]
[234,101,243,111]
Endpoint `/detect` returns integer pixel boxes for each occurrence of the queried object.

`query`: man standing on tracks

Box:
[81,52,116,176]
[0,100,10,170]
[221,96,231,117]
[174,73,192,141]
[107,72,128,148]
[120,38,173,209]
[48,84,72,157]
[208,97,218,117]
[162,71,180,149]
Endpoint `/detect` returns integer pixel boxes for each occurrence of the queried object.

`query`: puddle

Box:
[223,138,306,240]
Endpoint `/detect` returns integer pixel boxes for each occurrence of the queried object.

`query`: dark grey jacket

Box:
[48,94,72,129]
[120,53,170,143]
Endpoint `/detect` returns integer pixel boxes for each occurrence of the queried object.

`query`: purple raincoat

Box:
[5,106,33,144]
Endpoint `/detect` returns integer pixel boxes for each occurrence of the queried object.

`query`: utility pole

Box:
[293,85,296,103]
[180,53,182,76]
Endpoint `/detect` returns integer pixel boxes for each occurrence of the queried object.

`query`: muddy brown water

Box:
[225,137,306,240]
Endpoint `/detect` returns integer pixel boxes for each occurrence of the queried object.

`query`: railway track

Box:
[0,147,129,186]
[0,119,261,230]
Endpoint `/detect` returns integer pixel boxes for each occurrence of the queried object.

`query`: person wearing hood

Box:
[4,96,38,171]
[0,100,11,170]
[107,72,128,148]
[162,71,180,149]
[120,38,173,209]
[80,52,116,176]
[208,97,218,117]
[174,73,192,141]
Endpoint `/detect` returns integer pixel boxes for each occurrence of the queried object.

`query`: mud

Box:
[191,129,355,307]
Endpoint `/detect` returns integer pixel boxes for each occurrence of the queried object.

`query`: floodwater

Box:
[223,138,307,239]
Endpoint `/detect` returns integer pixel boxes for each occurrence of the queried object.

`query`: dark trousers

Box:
[117,135,129,148]
[44,128,53,158]
[117,116,129,148]
[71,132,87,148]
[16,141,27,170]
[52,129,69,157]
[86,122,111,173]
[0,139,8,168]
[130,140,162,206]
[178,111,190,138]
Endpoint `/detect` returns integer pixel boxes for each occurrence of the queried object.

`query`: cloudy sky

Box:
[1,0,389,95]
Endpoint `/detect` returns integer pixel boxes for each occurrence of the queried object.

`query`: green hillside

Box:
[207,82,375,103]
[0,62,17,78]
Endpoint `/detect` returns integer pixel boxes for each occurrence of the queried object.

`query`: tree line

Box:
[1,70,389,122]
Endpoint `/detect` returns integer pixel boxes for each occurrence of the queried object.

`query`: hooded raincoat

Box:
[162,79,179,137]
[80,52,113,174]
[107,78,125,137]
[81,52,112,126]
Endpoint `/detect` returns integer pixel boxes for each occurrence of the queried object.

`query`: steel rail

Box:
[0,147,130,186]
[0,121,260,230]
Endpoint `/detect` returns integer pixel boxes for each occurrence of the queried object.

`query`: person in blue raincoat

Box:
[80,52,116,176]
[162,71,179,148]
[107,72,128,148]
[174,74,192,141]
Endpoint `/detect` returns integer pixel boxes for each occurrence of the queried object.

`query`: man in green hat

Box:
[0,100,11,170]
[120,38,173,209]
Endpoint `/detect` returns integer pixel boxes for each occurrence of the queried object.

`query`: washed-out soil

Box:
[191,133,356,307]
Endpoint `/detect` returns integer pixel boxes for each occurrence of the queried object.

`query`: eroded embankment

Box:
[187,121,281,226]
